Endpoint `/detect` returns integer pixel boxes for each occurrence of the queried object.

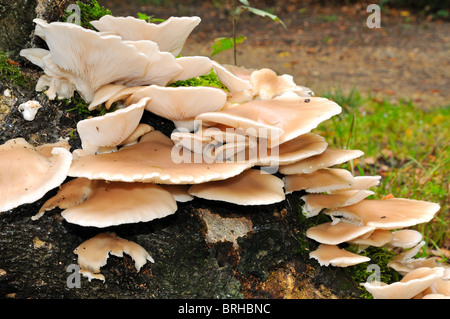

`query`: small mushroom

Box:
[284,168,354,194]
[306,219,376,245]
[387,229,423,249]
[309,244,370,267]
[249,68,297,100]
[325,198,441,229]
[18,100,42,121]
[74,232,154,282]
[361,267,445,299]
[301,189,375,217]
[188,169,285,205]
[69,130,252,184]
[348,229,394,251]
[279,148,364,175]
[0,138,72,212]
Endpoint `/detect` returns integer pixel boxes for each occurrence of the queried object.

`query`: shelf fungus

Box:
[74,232,154,282]
[34,177,177,228]
[0,138,72,212]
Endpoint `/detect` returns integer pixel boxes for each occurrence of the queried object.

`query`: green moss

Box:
[169,69,229,91]
[64,91,117,119]
[63,0,111,30]
[0,51,34,89]
[345,246,402,299]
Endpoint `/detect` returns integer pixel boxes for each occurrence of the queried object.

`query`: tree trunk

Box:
[0,1,362,300]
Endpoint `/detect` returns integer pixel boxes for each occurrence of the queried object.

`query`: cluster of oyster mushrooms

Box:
[0,14,447,297]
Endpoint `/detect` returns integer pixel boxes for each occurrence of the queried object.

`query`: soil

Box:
[98,0,450,108]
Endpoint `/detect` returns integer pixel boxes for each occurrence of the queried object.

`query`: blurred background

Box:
[97,0,450,108]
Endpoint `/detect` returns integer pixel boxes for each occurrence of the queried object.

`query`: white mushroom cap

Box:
[36,178,178,227]
[284,168,354,194]
[88,84,127,110]
[68,130,252,184]
[74,97,149,157]
[306,219,376,245]
[211,61,252,94]
[91,15,201,57]
[301,189,375,217]
[196,97,341,148]
[387,229,423,249]
[74,232,154,281]
[188,169,285,205]
[309,244,371,267]
[329,175,381,193]
[362,267,445,299]
[127,85,227,131]
[0,138,72,212]
[18,100,42,121]
[325,198,441,229]
[279,148,364,175]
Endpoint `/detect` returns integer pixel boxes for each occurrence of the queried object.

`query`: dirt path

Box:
[99,1,449,108]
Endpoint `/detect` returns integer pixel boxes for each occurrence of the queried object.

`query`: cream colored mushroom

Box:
[325,198,440,229]
[279,148,364,175]
[127,85,228,131]
[387,229,423,249]
[88,84,127,110]
[329,175,381,193]
[35,177,178,228]
[73,98,149,157]
[21,19,182,102]
[306,219,376,245]
[170,56,214,83]
[249,68,297,100]
[74,232,154,282]
[188,169,285,205]
[309,244,370,267]
[348,229,394,251]
[284,168,354,194]
[18,100,42,121]
[91,15,201,57]
[196,97,341,148]
[301,189,375,217]
[0,138,72,212]
[68,130,252,184]
[361,267,445,299]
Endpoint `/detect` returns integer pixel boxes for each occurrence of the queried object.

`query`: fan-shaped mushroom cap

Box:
[23,19,182,102]
[74,98,149,157]
[309,244,370,267]
[69,130,252,184]
[362,267,445,299]
[211,61,252,94]
[196,97,341,148]
[279,148,364,175]
[329,175,381,193]
[306,219,376,245]
[35,177,177,227]
[0,138,72,212]
[387,229,423,249]
[301,189,375,217]
[325,198,440,229]
[284,168,354,194]
[91,15,201,57]
[74,232,154,282]
[188,169,285,205]
[348,229,393,249]
[127,85,227,131]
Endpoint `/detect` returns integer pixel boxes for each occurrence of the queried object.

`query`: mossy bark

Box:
[0,1,363,299]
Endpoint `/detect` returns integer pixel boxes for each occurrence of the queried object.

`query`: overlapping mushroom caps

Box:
[2,12,445,293]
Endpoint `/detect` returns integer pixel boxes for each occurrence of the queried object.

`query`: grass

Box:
[314,87,449,252]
